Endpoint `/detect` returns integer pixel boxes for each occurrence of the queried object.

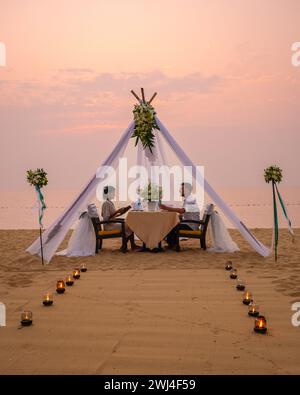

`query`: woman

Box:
[101,186,137,250]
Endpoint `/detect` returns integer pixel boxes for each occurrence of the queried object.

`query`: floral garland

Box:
[27,168,48,188]
[264,165,282,184]
[131,103,160,152]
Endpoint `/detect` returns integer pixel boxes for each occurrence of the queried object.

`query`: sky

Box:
[0,0,300,190]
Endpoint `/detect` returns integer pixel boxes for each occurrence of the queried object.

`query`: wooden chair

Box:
[90,216,127,253]
[175,204,214,251]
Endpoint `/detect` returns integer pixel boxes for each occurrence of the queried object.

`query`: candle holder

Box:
[66,275,74,286]
[56,280,66,294]
[225,261,233,271]
[73,268,81,280]
[248,303,259,317]
[243,291,253,305]
[21,311,33,326]
[230,269,238,279]
[236,279,246,291]
[43,293,53,306]
[80,264,87,273]
[254,315,267,334]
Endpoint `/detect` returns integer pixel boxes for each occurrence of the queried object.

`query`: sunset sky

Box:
[1,0,300,190]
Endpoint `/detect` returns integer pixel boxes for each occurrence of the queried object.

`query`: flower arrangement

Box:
[264,165,282,184]
[131,103,159,152]
[264,165,294,261]
[27,168,48,188]
[26,168,48,265]
[140,183,163,202]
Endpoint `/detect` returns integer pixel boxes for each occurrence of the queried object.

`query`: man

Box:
[159,182,200,248]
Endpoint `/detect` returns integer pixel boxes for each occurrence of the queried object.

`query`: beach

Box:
[1,228,300,374]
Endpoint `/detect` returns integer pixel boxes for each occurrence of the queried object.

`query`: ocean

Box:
[0,187,299,229]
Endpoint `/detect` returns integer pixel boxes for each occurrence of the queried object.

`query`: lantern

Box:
[56,280,66,294]
[73,269,81,279]
[254,315,267,334]
[80,264,87,273]
[43,293,53,306]
[21,311,33,326]
[248,303,259,317]
[230,269,238,279]
[236,279,246,291]
[243,291,253,305]
[66,275,74,286]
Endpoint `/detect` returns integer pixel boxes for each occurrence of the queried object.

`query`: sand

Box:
[0,228,300,374]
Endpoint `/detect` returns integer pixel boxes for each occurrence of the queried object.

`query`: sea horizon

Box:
[1,186,299,230]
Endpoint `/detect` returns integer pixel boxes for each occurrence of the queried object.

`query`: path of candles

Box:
[0,267,297,374]
[226,263,268,334]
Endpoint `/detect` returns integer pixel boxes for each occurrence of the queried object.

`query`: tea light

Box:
[230,269,238,279]
[254,315,267,334]
[56,280,66,294]
[225,261,233,271]
[43,293,53,306]
[248,303,259,317]
[236,279,246,291]
[80,264,87,273]
[243,291,253,305]
[73,268,80,279]
[21,311,33,326]
[66,274,74,286]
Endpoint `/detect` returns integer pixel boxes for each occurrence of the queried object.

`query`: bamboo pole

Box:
[141,87,146,103]
[131,90,142,103]
[39,227,44,265]
[148,92,157,104]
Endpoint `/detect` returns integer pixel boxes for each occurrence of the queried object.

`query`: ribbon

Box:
[272,181,279,261]
[35,185,46,228]
[275,183,294,241]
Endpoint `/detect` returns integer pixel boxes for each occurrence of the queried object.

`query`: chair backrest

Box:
[90,216,102,236]
[200,204,214,234]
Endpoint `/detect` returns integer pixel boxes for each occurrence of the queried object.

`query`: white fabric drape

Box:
[208,210,240,253]
[27,114,271,263]
[27,121,134,263]
[56,213,95,257]
[155,116,271,257]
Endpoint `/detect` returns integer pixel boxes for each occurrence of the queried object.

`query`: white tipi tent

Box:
[27,90,271,263]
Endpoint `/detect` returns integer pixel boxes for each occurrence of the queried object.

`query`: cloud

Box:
[0,69,223,135]
[0,69,222,106]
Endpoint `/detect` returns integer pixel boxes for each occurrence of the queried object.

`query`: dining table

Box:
[125,210,179,250]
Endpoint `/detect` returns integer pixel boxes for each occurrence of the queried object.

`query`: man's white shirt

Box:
[182,194,200,229]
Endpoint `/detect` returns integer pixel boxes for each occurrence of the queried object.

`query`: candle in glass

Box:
[21,311,33,326]
[230,269,238,279]
[43,293,53,306]
[56,280,66,294]
[66,274,74,286]
[248,303,259,317]
[236,279,246,291]
[80,264,87,273]
[243,291,253,305]
[225,261,233,271]
[254,315,267,333]
[73,268,80,279]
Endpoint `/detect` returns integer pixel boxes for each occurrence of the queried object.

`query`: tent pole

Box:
[148,92,157,104]
[131,90,142,103]
[141,87,146,103]
[39,227,44,265]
